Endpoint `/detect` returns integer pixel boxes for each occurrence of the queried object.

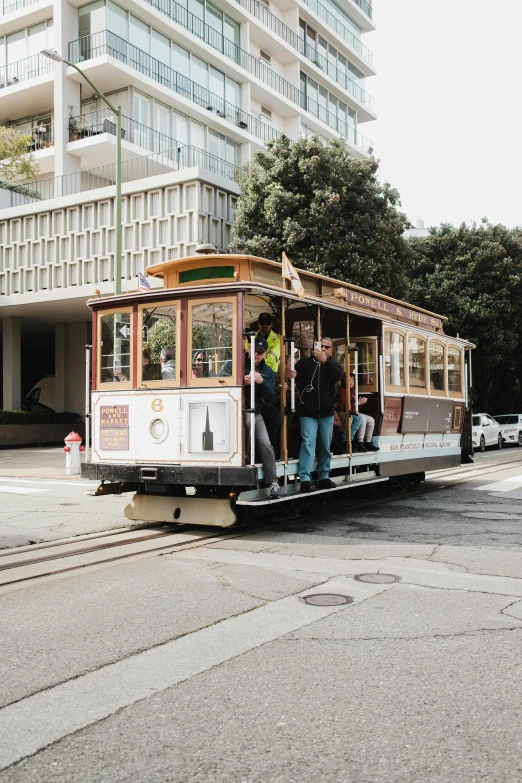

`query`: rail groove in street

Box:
[1,454,521,593]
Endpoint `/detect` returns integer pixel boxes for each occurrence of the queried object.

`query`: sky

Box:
[366,0,522,229]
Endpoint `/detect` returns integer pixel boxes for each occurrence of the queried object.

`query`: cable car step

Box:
[236,475,388,506]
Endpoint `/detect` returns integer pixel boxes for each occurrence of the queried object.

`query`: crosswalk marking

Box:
[0,486,49,495]
[475,474,522,492]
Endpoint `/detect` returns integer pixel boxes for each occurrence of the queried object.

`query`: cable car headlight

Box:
[150,417,168,443]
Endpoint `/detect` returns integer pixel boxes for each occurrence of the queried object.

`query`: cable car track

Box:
[1,454,520,593]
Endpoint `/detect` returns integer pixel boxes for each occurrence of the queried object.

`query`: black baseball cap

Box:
[254,337,268,352]
[258,312,273,325]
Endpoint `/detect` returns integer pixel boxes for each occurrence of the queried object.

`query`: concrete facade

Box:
[0,0,376,411]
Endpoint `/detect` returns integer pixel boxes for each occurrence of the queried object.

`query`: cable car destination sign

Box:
[99,405,129,450]
[335,287,443,331]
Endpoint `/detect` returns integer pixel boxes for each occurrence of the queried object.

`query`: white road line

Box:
[0,577,389,771]
[475,474,522,492]
[0,477,98,488]
[0,486,49,494]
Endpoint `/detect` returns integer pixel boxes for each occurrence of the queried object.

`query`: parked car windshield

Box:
[494,415,519,424]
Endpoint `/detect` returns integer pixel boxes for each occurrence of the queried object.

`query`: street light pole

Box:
[41,49,122,295]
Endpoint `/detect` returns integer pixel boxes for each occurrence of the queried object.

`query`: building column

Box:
[64,322,91,415]
[53,0,82,193]
[55,323,66,412]
[2,317,21,410]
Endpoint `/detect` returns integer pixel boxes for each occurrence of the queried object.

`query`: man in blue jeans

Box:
[295,336,344,493]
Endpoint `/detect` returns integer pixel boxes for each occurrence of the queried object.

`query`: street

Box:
[1,448,522,782]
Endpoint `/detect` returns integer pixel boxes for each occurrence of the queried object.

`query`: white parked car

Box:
[472,413,502,452]
[494,414,522,447]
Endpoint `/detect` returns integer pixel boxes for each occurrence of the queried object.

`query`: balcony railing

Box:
[234,0,372,65]
[300,0,372,62]
[143,0,373,102]
[68,30,281,146]
[68,108,239,179]
[7,142,240,208]
[68,29,373,155]
[1,0,39,13]
[0,53,52,90]
[18,121,54,151]
[352,0,372,20]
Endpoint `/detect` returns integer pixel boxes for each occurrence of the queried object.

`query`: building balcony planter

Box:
[0,411,84,448]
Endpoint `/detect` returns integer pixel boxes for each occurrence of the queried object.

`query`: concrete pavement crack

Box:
[501,598,522,620]
[285,626,522,643]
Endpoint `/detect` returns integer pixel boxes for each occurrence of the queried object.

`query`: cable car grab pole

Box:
[250,335,255,467]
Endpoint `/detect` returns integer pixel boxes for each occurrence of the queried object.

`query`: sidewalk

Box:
[0,446,89,480]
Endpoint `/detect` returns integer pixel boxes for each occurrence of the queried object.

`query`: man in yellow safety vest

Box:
[251,312,280,373]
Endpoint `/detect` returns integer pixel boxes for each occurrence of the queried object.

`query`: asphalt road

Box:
[1,448,522,782]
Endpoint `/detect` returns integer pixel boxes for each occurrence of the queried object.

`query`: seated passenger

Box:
[331,403,347,455]
[192,350,216,378]
[337,373,363,441]
[160,347,176,380]
[349,373,379,452]
[222,337,281,499]
[113,361,129,383]
[142,347,161,381]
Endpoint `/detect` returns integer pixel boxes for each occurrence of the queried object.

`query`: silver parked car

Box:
[494,414,522,447]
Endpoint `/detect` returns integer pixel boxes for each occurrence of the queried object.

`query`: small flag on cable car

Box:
[138,272,151,292]
[282,252,304,298]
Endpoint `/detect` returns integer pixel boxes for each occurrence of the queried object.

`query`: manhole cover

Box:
[354,573,400,584]
[302,593,353,606]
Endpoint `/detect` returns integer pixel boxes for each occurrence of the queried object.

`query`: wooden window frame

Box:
[137,300,181,389]
[428,339,446,397]
[353,337,378,394]
[96,306,134,391]
[406,333,428,396]
[384,329,407,393]
[187,296,238,387]
[447,343,464,399]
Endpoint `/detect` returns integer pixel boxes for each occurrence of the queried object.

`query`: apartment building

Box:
[0,0,375,412]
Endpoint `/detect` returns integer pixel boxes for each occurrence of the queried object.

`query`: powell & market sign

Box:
[336,288,443,331]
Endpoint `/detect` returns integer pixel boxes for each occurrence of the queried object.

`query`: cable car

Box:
[82,249,474,527]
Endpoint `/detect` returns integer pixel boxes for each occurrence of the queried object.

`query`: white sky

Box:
[366,0,522,228]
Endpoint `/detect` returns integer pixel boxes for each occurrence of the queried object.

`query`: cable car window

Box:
[355,340,377,393]
[384,331,405,388]
[408,336,426,390]
[99,311,132,385]
[429,341,445,393]
[190,301,234,382]
[140,304,178,385]
[292,320,315,360]
[448,346,462,395]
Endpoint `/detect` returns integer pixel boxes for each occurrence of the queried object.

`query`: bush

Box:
[0,179,41,199]
[0,410,83,425]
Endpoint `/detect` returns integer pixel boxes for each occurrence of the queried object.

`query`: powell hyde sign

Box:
[342,289,443,331]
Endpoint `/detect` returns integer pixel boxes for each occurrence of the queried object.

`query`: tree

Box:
[407,222,522,412]
[0,125,39,183]
[231,135,411,296]
[146,318,176,363]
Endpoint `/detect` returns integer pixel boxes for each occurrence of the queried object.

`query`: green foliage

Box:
[0,126,39,182]
[0,410,82,424]
[231,135,411,296]
[407,222,522,412]
[146,318,176,363]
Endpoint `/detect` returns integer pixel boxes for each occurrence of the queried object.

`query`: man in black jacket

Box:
[220,337,281,499]
[295,336,343,493]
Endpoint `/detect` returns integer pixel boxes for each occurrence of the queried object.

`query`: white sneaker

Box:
[269,481,281,499]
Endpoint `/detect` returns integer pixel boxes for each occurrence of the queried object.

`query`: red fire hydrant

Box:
[64,431,85,475]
